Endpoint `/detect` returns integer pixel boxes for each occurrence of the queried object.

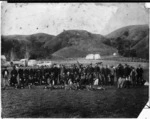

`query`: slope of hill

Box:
[1,25,149,60]
[106,24,149,40]
[132,35,149,59]
[1,33,55,60]
[104,24,149,59]
[45,30,117,58]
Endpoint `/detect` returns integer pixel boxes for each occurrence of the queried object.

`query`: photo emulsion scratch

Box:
[1,2,149,118]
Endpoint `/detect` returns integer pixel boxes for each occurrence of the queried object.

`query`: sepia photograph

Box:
[1,2,149,118]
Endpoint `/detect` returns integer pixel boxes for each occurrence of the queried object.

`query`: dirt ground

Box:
[1,85,148,118]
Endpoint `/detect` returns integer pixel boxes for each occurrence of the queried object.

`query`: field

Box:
[1,59,149,118]
[2,86,148,118]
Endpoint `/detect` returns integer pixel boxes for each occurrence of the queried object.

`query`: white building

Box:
[94,54,101,60]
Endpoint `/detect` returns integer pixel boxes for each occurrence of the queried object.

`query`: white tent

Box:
[1,55,6,60]
[85,54,94,60]
[144,81,149,86]
[1,55,6,64]
[86,54,101,60]
[94,54,101,60]
[1,55,8,66]
[113,53,117,56]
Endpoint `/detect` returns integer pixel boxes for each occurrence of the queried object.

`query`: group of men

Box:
[2,62,145,90]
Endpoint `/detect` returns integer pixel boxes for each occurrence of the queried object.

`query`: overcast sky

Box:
[1,2,148,36]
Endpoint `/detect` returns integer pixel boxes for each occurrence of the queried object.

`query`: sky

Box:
[1,2,149,36]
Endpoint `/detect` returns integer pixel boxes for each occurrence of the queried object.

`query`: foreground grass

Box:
[2,86,148,118]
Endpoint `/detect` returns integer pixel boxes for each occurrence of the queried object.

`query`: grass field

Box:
[2,86,148,118]
[1,59,149,118]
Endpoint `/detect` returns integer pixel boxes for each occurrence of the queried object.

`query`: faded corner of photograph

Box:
[1,2,149,118]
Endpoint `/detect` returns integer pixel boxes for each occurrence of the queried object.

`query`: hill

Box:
[44,30,117,58]
[1,25,149,60]
[106,24,148,40]
[104,24,149,59]
[1,33,55,60]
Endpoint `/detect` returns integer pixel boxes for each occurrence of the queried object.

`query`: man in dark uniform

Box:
[105,65,111,85]
[41,67,46,84]
[123,64,130,88]
[38,67,42,84]
[110,66,115,86]
[88,63,94,74]
[51,65,56,85]
[52,71,56,85]
[124,64,128,78]
[10,66,18,88]
[33,69,36,85]
[80,72,86,86]
[60,72,66,85]
[94,64,100,74]
[18,67,24,88]
[33,68,38,85]
[28,68,34,88]
[130,67,137,87]
[117,64,124,79]
[101,65,106,85]
[136,65,144,86]
[44,68,49,85]
[24,68,30,86]
[73,72,79,84]
[66,71,71,85]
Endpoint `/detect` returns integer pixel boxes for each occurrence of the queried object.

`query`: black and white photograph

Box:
[1,2,149,118]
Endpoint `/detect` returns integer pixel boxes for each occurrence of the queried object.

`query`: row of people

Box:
[2,63,144,89]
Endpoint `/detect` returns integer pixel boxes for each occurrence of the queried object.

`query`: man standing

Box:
[130,67,137,87]
[110,66,115,86]
[101,65,106,85]
[136,65,144,86]
[18,67,24,88]
[94,64,100,74]
[10,66,18,88]
[2,67,9,90]
[105,65,111,85]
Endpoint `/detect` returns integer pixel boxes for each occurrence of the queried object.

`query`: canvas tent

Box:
[113,53,117,56]
[1,55,10,67]
[94,54,101,60]
[1,55,6,64]
[86,54,101,60]
[144,81,149,86]
[1,55,6,60]
[86,54,94,59]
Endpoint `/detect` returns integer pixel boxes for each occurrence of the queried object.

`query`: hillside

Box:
[106,24,149,40]
[104,24,149,59]
[44,30,117,58]
[1,25,149,60]
[1,33,55,60]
